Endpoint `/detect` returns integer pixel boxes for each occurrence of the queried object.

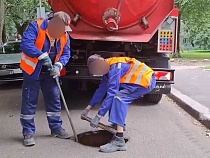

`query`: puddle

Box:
[77,130,128,147]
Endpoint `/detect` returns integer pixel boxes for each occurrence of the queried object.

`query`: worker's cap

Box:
[48,11,72,39]
[87,54,110,76]
[53,11,72,32]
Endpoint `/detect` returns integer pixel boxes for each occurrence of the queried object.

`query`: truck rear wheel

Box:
[143,94,162,104]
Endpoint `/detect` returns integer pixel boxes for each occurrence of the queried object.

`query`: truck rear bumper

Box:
[61,65,174,94]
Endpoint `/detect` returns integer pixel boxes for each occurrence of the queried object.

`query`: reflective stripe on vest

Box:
[21,54,36,69]
[106,57,153,88]
[20,18,68,75]
[124,60,140,83]
[135,64,147,84]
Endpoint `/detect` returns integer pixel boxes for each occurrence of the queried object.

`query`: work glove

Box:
[90,115,101,128]
[81,109,89,117]
[50,64,61,78]
[40,55,52,69]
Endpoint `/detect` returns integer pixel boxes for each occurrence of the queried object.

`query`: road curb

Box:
[167,87,210,129]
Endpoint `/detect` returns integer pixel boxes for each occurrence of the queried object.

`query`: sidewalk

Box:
[173,66,210,108]
[168,65,210,129]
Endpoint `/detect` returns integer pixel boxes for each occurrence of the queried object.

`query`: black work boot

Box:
[51,128,70,139]
[23,135,35,147]
[100,135,127,153]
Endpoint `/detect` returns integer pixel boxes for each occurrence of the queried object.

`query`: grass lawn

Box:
[173,50,210,60]
[200,65,210,69]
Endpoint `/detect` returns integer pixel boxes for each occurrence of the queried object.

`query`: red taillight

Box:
[154,71,172,80]
[60,67,66,77]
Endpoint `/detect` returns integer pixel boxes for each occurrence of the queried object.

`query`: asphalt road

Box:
[172,66,210,109]
[0,81,210,158]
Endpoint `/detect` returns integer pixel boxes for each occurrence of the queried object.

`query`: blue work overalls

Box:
[89,63,156,127]
[20,19,70,135]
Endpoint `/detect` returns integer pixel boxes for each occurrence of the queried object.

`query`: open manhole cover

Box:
[77,130,128,147]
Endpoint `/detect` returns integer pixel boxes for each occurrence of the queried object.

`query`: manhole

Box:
[77,130,129,147]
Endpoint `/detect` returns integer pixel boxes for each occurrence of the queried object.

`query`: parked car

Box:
[0,41,23,81]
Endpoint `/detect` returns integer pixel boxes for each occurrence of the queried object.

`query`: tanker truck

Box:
[48,0,178,104]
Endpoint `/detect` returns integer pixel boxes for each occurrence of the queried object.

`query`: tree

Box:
[4,0,50,40]
[176,0,210,50]
[0,0,5,44]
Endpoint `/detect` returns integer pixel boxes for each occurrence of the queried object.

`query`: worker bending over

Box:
[82,54,156,153]
[20,11,71,146]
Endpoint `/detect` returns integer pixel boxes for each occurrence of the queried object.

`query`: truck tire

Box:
[143,94,162,104]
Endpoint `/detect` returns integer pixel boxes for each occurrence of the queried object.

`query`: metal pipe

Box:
[55,77,78,142]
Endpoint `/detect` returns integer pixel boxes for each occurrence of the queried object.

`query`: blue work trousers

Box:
[109,75,156,127]
[20,73,62,136]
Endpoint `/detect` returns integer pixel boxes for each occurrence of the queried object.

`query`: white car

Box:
[0,41,22,81]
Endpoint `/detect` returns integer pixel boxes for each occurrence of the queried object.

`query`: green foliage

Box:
[200,65,210,69]
[4,12,16,37]
[5,0,51,39]
[177,0,210,19]
[176,0,210,50]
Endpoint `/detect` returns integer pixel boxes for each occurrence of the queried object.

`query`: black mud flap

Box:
[150,83,171,94]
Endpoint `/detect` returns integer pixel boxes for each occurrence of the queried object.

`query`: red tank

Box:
[48,0,175,42]
[48,0,178,103]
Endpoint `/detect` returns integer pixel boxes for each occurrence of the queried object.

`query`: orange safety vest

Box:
[20,19,68,75]
[106,57,154,88]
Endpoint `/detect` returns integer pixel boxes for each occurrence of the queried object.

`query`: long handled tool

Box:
[81,115,130,142]
[81,115,116,134]
[55,77,78,142]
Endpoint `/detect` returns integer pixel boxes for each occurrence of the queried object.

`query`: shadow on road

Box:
[0,81,22,90]
[132,99,158,107]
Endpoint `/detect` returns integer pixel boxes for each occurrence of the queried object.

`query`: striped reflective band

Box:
[125,61,140,83]
[117,63,122,69]
[46,112,61,117]
[20,114,35,120]
[21,55,36,69]
[135,65,148,84]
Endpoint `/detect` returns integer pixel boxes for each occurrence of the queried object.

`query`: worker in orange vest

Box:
[20,11,71,146]
[81,54,156,153]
